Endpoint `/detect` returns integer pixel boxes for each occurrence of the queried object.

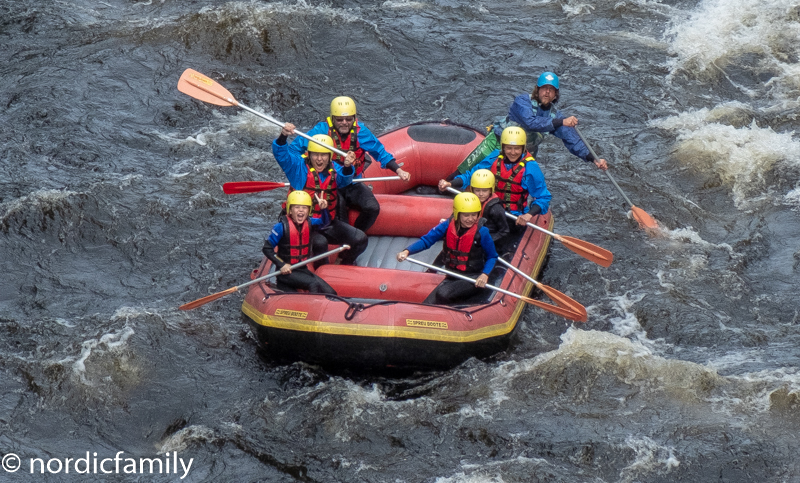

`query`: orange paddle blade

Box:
[179,286,238,311]
[631,206,659,230]
[558,235,614,268]
[177,68,237,107]
[223,181,289,194]
[536,284,587,318]
[518,295,588,323]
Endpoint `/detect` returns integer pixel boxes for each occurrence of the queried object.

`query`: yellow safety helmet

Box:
[330,96,356,117]
[453,192,482,221]
[470,169,495,193]
[286,190,313,212]
[500,126,526,146]
[306,134,334,154]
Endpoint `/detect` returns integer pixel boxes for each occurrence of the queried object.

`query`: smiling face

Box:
[458,212,479,229]
[308,151,331,171]
[289,204,310,224]
[331,115,355,136]
[502,144,524,163]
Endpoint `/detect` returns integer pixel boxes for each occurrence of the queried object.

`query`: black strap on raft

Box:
[344,302,365,321]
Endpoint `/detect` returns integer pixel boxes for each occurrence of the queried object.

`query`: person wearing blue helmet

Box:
[447,71,607,179]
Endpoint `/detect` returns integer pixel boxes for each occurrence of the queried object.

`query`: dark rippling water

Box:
[2,0,800,481]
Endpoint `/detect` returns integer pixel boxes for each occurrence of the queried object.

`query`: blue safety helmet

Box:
[537,72,559,90]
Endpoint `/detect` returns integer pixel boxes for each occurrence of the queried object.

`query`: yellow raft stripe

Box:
[243,220,552,343]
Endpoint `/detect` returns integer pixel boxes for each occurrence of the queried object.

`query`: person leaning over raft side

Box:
[468,169,510,245]
[439,127,551,233]
[289,96,411,232]
[396,193,498,305]
[448,71,607,180]
[272,123,367,266]
[262,191,337,295]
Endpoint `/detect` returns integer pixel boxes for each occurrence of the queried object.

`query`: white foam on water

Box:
[706,347,765,373]
[650,106,800,209]
[785,186,800,208]
[436,455,558,483]
[665,0,800,97]
[381,0,428,9]
[701,365,800,422]
[660,225,736,256]
[0,189,81,222]
[542,43,630,73]
[455,386,510,423]
[159,425,217,453]
[110,306,161,322]
[610,30,670,50]
[523,0,558,6]
[492,328,725,403]
[302,379,394,442]
[650,225,749,300]
[72,325,135,384]
[54,318,76,328]
[605,291,650,343]
[560,1,594,17]
[191,1,387,46]
[555,0,676,25]
[157,106,280,150]
[619,435,680,483]
[434,473,506,483]
[460,455,549,471]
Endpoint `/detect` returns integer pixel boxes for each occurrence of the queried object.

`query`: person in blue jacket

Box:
[290,96,411,232]
[396,193,498,305]
[273,122,367,266]
[439,127,551,232]
[262,191,336,294]
[450,71,607,178]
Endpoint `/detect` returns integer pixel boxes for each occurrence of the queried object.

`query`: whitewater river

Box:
[2,0,800,481]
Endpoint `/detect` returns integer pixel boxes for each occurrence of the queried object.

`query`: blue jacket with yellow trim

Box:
[272,136,354,190]
[405,220,498,275]
[289,120,396,178]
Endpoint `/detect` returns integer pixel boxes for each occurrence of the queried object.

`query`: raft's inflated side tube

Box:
[360,122,484,195]
[348,194,452,237]
[314,266,443,302]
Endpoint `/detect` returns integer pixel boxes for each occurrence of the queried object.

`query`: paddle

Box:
[179,245,350,311]
[445,187,613,268]
[222,176,402,195]
[177,68,349,157]
[404,257,587,322]
[496,257,587,321]
[573,126,659,230]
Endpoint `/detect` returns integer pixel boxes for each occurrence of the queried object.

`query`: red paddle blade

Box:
[179,287,238,311]
[559,235,614,268]
[537,284,588,318]
[178,69,237,107]
[517,295,588,323]
[222,181,289,194]
[631,206,659,230]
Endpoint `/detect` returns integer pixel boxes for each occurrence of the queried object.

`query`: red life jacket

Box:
[491,154,533,213]
[293,161,338,219]
[277,216,311,264]
[327,117,367,176]
[442,218,485,273]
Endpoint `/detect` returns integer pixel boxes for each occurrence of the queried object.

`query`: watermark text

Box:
[2,451,193,479]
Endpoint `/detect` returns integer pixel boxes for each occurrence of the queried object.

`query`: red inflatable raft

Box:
[242,121,554,369]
